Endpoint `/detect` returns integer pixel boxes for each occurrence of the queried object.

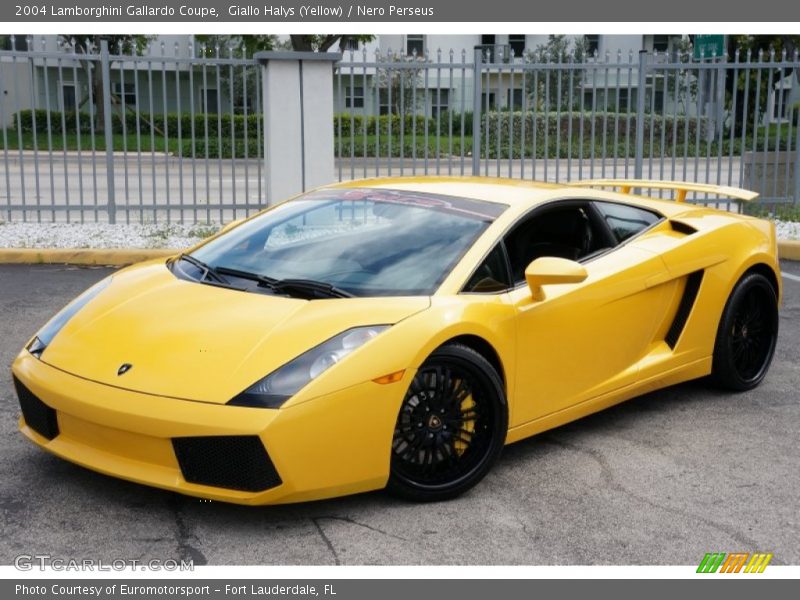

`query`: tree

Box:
[194,35,279,113]
[373,52,427,116]
[665,36,698,116]
[57,35,153,131]
[719,35,800,134]
[194,34,278,58]
[289,35,375,52]
[524,35,589,111]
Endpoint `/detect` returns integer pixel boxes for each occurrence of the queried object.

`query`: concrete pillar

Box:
[255,51,341,206]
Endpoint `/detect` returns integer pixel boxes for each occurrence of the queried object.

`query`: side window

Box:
[595,201,661,243]
[463,244,511,293]
[504,204,613,283]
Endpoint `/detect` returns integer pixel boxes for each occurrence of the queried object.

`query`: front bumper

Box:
[11,352,411,505]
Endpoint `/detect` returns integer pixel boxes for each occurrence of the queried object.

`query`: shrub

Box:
[12,109,262,138]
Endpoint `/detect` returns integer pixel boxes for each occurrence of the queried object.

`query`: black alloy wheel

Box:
[712,272,779,391]
[387,343,507,502]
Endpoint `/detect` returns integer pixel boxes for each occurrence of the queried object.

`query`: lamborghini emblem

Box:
[117,363,133,376]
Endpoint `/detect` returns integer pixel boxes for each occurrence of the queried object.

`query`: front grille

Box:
[13,376,59,440]
[172,435,282,492]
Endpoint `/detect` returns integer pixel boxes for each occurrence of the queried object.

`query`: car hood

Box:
[41,261,430,404]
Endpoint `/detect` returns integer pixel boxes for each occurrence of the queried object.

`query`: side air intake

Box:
[665,271,704,349]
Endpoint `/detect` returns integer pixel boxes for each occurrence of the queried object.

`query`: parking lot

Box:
[0,262,798,566]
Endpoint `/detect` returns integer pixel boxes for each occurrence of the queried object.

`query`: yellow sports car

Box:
[12,177,781,504]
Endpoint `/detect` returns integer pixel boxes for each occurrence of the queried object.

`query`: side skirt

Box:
[504,356,712,445]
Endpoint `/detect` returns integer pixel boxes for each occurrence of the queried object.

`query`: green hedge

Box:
[10,109,790,158]
[477,111,791,158]
[334,114,437,137]
[12,109,262,138]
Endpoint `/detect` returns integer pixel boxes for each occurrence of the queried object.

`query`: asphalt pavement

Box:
[0,263,798,566]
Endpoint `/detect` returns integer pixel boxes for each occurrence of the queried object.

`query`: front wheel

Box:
[711,272,779,391]
[387,343,507,502]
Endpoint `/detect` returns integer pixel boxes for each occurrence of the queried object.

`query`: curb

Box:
[0,248,177,266]
[778,240,800,261]
[0,243,798,265]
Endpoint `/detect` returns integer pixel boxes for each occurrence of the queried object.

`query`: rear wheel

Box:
[711,272,779,391]
[387,343,507,502]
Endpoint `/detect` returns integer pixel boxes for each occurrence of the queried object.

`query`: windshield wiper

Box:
[271,278,354,299]
[211,266,353,299]
[177,254,231,285]
[214,265,278,288]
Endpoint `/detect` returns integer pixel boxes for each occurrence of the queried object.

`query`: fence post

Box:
[472,47,483,176]
[634,50,647,180]
[794,122,800,206]
[100,40,116,224]
[255,51,340,205]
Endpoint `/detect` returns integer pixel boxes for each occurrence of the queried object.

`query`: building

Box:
[1,34,688,128]
[333,34,686,117]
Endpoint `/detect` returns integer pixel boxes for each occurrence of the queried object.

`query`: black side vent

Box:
[665,270,704,349]
[669,220,698,235]
[172,435,282,492]
[13,376,59,440]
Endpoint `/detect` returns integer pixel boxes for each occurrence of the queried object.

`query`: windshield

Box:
[189,188,507,297]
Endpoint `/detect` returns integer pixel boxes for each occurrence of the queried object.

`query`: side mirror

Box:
[220,218,245,235]
[525,257,588,301]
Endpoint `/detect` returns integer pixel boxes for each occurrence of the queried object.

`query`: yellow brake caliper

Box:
[454,380,476,456]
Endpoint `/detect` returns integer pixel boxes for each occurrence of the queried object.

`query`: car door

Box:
[506,199,673,426]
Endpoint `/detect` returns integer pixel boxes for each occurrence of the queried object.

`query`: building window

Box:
[507,88,524,110]
[585,35,600,56]
[772,88,790,120]
[614,89,630,111]
[111,82,137,109]
[1,35,31,51]
[508,35,526,58]
[202,88,218,114]
[653,35,670,53]
[431,89,449,117]
[61,83,77,112]
[378,89,390,115]
[343,37,359,51]
[481,92,496,112]
[345,85,365,109]
[645,87,665,112]
[406,35,424,56]
[479,35,498,62]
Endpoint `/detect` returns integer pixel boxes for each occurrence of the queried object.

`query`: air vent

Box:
[13,377,59,440]
[665,271,704,349]
[669,220,698,235]
[172,435,282,492]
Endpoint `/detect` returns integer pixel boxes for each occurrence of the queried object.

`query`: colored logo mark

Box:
[696,552,773,573]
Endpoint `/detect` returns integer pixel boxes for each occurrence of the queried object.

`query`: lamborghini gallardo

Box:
[12,177,781,504]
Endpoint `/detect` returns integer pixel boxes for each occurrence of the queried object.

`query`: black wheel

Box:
[387,343,507,502]
[711,272,779,391]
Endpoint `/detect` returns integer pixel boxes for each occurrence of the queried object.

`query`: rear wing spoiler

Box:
[570,179,759,203]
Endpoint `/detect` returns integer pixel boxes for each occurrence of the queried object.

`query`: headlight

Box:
[27,276,113,359]
[228,325,390,408]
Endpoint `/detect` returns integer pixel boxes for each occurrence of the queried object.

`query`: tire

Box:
[386,343,508,502]
[711,272,779,391]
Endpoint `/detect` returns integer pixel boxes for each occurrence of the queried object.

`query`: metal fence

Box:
[0,37,263,224]
[336,47,800,213]
[1,41,799,224]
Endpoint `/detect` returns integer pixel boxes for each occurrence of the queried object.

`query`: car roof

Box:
[327,176,701,218]
[330,176,563,206]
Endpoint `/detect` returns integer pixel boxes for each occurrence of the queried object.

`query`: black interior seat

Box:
[523,208,592,262]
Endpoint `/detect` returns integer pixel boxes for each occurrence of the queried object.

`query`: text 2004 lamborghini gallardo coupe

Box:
[12,177,781,504]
